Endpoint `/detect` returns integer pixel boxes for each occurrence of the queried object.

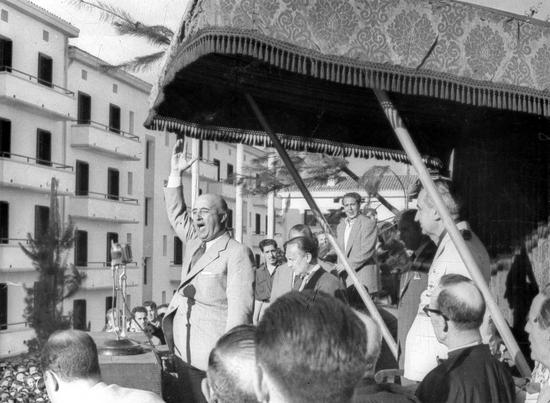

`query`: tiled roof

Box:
[24,0,75,28]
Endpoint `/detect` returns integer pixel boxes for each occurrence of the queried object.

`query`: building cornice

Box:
[2,0,79,37]
[68,46,153,94]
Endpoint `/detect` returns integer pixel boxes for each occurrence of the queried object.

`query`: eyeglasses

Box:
[423,305,449,321]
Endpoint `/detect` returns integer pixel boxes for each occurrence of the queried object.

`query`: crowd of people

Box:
[6,140,549,403]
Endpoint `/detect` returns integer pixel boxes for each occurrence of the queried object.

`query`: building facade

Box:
[0,0,279,357]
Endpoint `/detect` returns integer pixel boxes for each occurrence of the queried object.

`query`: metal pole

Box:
[373,89,531,377]
[245,93,398,359]
[190,137,200,209]
[235,143,244,242]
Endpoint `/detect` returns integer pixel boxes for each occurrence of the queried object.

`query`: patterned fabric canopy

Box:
[148,0,550,123]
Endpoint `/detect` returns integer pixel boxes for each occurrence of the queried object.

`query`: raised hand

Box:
[170,138,197,175]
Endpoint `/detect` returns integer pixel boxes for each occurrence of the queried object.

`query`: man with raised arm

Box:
[163,139,255,403]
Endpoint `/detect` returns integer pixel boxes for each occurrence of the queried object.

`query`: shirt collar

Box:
[447,340,482,354]
[205,231,226,250]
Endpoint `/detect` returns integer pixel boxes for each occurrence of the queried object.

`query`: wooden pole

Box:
[245,93,398,359]
[190,138,200,210]
[373,89,531,377]
[235,143,244,242]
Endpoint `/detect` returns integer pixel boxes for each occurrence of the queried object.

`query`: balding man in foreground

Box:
[164,139,255,403]
[416,274,515,403]
[41,330,164,403]
[201,325,257,403]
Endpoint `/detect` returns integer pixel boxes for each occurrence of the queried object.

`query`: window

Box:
[106,232,118,264]
[145,197,151,225]
[127,172,133,195]
[0,284,7,330]
[75,161,89,196]
[0,9,7,22]
[199,140,203,159]
[36,129,51,166]
[72,300,87,330]
[77,92,91,124]
[227,209,233,230]
[74,230,88,266]
[34,206,49,238]
[214,159,220,181]
[174,237,182,265]
[0,37,12,72]
[163,235,167,256]
[37,53,52,87]
[109,104,121,133]
[112,83,118,93]
[81,69,87,80]
[227,163,234,181]
[255,213,261,234]
[129,111,134,134]
[105,296,116,311]
[143,257,149,285]
[145,140,152,169]
[0,118,10,157]
[0,201,8,244]
[42,30,49,42]
[107,168,119,200]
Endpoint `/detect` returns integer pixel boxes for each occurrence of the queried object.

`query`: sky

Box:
[30,0,550,85]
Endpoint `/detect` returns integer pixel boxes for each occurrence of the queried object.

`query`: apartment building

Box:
[0,0,279,357]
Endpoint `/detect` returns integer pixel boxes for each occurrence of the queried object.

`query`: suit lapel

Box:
[183,233,230,284]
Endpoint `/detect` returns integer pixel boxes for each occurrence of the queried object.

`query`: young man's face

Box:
[342,197,360,219]
[145,306,157,322]
[262,244,278,266]
[134,312,147,329]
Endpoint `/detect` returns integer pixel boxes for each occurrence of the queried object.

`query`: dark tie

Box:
[292,274,304,291]
[188,242,206,273]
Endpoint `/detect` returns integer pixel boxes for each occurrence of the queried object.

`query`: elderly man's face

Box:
[285,243,311,276]
[342,197,360,219]
[192,194,226,242]
[415,190,438,237]
[525,294,550,365]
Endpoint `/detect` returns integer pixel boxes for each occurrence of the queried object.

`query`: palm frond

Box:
[101,51,166,73]
[66,0,135,25]
[114,22,172,46]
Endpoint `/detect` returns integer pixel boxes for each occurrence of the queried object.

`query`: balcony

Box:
[71,121,141,160]
[69,191,140,223]
[0,67,74,120]
[207,181,237,199]
[0,153,74,195]
[77,262,139,290]
[0,238,33,271]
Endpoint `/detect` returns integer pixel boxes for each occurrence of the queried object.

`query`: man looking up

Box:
[163,138,255,403]
[336,192,378,295]
[416,274,515,403]
[41,330,164,403]
[253,239,281,324]
[404,179,491,381]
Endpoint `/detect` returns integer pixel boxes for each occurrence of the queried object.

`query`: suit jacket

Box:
[416,344,515,403]
[303,266,347,301]
[397,239,436,369]
[162,186,254,371]
[337,214,379,292]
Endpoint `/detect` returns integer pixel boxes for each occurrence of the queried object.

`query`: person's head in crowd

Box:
[255,291,368,403]
[425,274,485,347]
[143,301,157,323]
[284,236,318,277]
[130,306,148,331]
[157,304,169,320]
[415,179,460,241]
[259,239,279,268]
[525,284,550,367]
[288,224,315,241]
[192,193,229,241]
[202,325,257,403]
[103,308,119,332]
[398,209,425,251]
[40,330,101,403]
[342,192,362,220]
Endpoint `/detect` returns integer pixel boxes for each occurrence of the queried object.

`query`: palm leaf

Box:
[101,51,166,72]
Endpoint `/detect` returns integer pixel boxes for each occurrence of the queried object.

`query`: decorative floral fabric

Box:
[180,0,550,91]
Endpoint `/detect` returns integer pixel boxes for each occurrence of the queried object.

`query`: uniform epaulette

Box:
[460,229,472,241]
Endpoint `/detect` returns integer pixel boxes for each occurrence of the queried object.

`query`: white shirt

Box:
[344,217,356,249]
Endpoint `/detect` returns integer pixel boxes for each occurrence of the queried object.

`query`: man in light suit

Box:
[336,192,379,294]
[164,139,255,403]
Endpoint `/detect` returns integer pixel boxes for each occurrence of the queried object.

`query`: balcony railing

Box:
[0,66,74,96]
[73,119,140,142]
[0,151,73,170]
[86,191,139,204]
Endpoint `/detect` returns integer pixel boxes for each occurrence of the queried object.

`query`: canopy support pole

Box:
[245,93,398,359]
[373,89,530,377]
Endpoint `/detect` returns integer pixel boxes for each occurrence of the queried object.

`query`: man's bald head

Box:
[196,193,228,214]
[435,274,485,331]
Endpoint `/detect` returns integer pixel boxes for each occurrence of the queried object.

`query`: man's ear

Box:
[201,378,213,402]
[254,364,270,403]
[44,370,60,393]
[305,252,312,264]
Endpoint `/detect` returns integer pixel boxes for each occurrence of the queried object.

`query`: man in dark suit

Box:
[164,139,255,403]
[336,192,378,294]
[284,236,346,301]
[397,209,436,370]
[416,274,515,403]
